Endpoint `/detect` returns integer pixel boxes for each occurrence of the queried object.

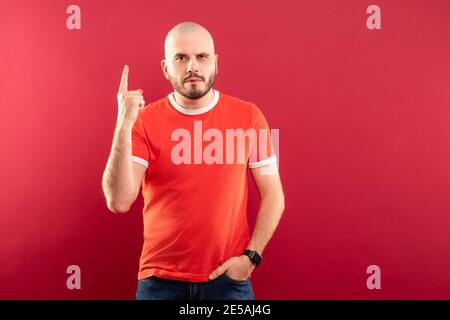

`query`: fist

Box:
[116,65,145,125]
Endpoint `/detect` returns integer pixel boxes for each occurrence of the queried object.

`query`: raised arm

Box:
[102,65,146,213]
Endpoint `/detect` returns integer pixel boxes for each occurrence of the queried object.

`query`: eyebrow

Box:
[174,52,210,58]
[174,53,187,58]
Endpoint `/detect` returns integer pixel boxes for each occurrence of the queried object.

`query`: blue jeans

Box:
[136,274,255,300]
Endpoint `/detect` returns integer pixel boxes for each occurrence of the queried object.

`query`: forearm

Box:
[246,192,285,255]
[102,118,136,212]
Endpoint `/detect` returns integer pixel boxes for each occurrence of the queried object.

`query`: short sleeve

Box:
[131,109,150,168]
[248,104,278,168]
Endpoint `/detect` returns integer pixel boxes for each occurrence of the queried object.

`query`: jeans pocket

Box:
[223,273,248,285]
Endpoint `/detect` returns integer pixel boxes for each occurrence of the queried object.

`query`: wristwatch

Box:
[243,250,263,267]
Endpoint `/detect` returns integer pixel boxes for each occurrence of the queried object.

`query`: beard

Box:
[168,69,216,100]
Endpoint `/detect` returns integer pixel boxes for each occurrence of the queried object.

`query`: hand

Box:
[209,255,255,281]
[116,65,145,126]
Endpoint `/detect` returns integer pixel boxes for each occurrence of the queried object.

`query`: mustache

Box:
[184,74,204,82]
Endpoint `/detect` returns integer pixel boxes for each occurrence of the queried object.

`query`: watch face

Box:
[245,250,262,266]
[253,253,262,265]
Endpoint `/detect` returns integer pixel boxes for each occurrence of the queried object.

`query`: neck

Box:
[173,88,215,109]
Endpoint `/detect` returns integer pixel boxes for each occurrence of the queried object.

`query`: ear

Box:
[161,59,169,80]
[215,54,219,75]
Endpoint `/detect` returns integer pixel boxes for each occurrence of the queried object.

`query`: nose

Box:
[187,58,199,74]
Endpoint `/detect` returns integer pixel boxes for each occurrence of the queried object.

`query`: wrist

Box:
[242,249,263,267]
[116,117,134,132]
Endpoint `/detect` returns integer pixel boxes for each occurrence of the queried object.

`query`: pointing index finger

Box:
[118,65,129,94]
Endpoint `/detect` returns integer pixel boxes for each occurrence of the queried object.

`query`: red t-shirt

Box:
[131,89,277,282]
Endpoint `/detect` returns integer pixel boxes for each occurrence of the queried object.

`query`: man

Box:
[102,21,285,300]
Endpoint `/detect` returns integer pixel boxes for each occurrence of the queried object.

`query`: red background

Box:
[1,0,450,299]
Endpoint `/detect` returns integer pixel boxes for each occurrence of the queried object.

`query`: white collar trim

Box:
[168,89,220,115]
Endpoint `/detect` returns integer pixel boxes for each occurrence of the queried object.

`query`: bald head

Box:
[164,22,215,60]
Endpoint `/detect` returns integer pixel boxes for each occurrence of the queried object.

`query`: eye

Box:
[198,54,207,59]
[176,56,185,61]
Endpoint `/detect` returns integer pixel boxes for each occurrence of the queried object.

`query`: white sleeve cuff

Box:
[132,156,149,168]
[248,155,277,168]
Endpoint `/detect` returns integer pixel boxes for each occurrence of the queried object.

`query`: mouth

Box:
[185,78,203,83]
